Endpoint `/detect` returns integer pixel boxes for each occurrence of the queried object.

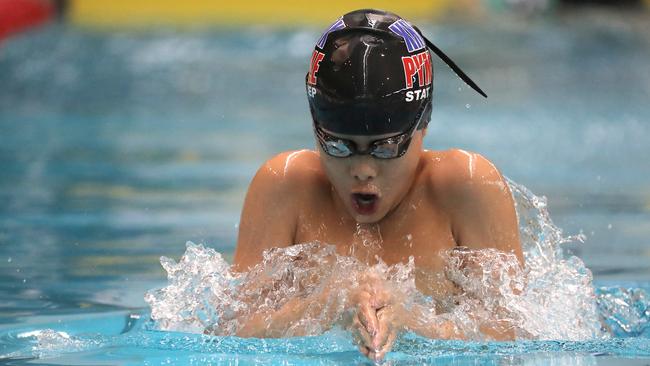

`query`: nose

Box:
[349,158,378,181]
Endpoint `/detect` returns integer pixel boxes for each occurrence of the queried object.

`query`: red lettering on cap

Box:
[416,53,426,87]
[308,50,325,85]
[402,51,432,89]
[422,52,432,85]
[402,57,417,89]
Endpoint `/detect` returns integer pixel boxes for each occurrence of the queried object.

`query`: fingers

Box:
[350,270,403,361]
[352,313,374,350]
[351,291,381,359]
[370,329,397,362]
[354,291,378,337]
[370,288,391,310]
[358,302,378,337]
[356,306,399,362]
[358,345,370,357]
[372,307,390,350]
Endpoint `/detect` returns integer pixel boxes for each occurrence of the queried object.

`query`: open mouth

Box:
[351,193,379,215]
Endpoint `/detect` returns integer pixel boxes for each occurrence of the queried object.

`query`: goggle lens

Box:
[369,142,400,159]
[315,123,416,159]
[323,139,354,157]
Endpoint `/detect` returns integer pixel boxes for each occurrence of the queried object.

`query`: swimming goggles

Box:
[314,116,422,159]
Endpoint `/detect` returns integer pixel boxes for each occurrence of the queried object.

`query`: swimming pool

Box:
[1,7,649,365]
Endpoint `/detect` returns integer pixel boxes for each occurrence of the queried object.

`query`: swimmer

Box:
[232,9,523,361]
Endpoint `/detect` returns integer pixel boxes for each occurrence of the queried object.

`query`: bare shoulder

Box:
[234,149,326,271]
[422,149,522,260]
[254,149,327,196]
[245,149,330,217]
[422,149,509,199]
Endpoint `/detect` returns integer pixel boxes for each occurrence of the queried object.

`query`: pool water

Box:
[1,6,650,365]
[0,309,649,365]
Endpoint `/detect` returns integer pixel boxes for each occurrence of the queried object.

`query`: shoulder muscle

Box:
[233,150,319,271]
[433,149,523,263]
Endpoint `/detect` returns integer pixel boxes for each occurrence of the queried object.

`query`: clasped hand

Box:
[346,272,406,362]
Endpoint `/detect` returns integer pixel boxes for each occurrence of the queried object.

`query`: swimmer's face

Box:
[316,128,425,224]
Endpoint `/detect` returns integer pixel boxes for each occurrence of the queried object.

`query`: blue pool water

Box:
[1,6,650,365]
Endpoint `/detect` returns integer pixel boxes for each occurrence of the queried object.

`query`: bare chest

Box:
[294,191,459,298]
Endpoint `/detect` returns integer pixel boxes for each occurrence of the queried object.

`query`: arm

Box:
[445,150,523,264]
[433,150,524,340]
[232,152,299,272]
[236,292,329,338]
[231,151,343,337]
[230,152,304,336]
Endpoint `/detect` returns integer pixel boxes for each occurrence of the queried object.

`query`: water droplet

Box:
[607,224,612,230]
[7,257,11,263]
[22,279,26,283]
[458,87,462,91]
[144,181,611,340]
[465,104,471,109]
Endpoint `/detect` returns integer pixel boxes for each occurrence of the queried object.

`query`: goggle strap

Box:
[318,26,488,99]
[413,25,488,99]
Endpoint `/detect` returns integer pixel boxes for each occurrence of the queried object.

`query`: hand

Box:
[348,273,403,361]
[368,304,400,361]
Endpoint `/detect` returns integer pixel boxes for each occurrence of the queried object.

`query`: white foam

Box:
[145,179,638,340]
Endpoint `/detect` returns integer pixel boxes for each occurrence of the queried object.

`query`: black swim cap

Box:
[306,9,487,136]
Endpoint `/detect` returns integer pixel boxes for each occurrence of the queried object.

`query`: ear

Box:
[421,128,428,138]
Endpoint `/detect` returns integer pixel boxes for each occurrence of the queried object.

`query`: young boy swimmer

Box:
[232,9,523,361]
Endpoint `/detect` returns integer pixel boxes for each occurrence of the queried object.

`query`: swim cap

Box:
[306,9,487,136]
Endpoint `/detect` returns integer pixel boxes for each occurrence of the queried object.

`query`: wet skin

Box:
[233,129,524,360]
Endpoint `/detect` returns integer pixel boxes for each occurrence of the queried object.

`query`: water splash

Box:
[598,286,650,337]
[144,179,648,341]
[18,329,103,359]
[143,242,238,333]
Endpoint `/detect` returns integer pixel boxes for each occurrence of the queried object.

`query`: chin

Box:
[351,210,385,224]
[354,216,377,224]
